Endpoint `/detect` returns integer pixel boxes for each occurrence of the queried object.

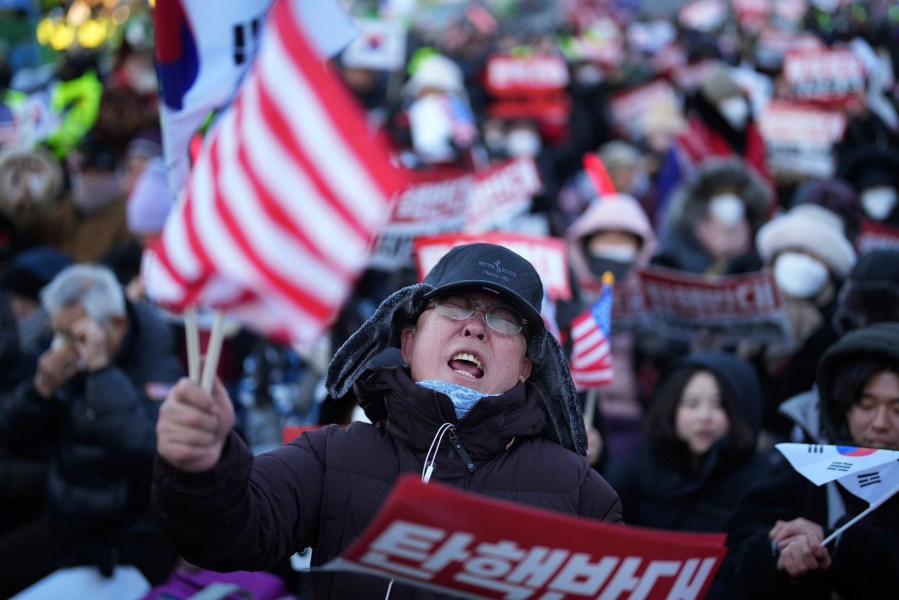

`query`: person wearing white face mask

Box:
[654,158,770,276]
[859,185,898,222]
[837,146,899,227]
[748,203,857,437]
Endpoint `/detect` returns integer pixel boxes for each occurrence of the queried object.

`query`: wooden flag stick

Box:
[185,307,200,384]
[200,310,226,394]
[584,387,598,426]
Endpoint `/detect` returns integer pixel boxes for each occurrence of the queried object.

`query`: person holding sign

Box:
[725,323,899,599]
[153,243,622,598]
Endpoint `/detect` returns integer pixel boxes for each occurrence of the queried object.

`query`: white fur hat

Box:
[756,203,856,278]
[404,54,466,98]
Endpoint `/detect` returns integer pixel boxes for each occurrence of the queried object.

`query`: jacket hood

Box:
[664,158,771,235]
[817,322,899,445]
[566,193,658,287]
[676,351,764,437]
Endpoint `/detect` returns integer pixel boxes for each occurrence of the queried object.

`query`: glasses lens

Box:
[435,295,475,320]
[485,306,524,335]
[434,295,524,335]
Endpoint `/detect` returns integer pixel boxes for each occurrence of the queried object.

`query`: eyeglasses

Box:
[428,294,527,336]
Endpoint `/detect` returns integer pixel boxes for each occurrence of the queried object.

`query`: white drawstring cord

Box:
[421,422,453,484]
[386,422,454,599]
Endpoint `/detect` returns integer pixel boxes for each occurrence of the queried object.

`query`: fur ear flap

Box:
[527,330,587,456]
[326,284,432,400]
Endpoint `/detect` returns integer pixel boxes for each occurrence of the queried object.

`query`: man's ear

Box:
[400,327,415,365]
[518,355,532,382]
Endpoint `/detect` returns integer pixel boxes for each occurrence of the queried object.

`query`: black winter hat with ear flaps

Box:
[325,243,587,456]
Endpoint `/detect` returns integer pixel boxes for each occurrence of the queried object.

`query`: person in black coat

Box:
[607,351,768,533]
[725,323,899,600]
[0,264,183,596]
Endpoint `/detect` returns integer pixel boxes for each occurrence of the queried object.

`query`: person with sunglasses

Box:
[152,243,622,599]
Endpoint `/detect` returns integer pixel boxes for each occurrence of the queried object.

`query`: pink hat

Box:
[126,157,175,235]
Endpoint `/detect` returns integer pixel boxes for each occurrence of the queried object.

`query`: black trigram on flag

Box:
[807,445,824,453]
[827,461,853,472]
[857,472,883,488]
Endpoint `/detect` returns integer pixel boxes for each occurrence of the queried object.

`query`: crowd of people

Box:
[1,0,899,598]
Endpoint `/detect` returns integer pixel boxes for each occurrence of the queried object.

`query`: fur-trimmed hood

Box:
[664,157,771,235]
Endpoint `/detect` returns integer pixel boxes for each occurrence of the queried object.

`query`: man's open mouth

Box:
[449,352,484,379]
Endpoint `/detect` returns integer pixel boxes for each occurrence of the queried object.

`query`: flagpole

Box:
[822,502,881,546]
[200,311,226,394]
[185,307,201,384]
[584,387,598,426]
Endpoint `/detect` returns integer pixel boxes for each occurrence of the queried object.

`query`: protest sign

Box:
[414,233,571,301]
[857,219,899,254]
[324,475,726,599]
[758,100,847,179]
[678,0,728,32]
[610,79,679,140]
[372,158,542,270]
[484,53,570,98]
[638,266,792,346]
[782,47,866,104]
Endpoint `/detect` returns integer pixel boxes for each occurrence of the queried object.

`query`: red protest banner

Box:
[323,475,726,599]
[858,219,899,254]
[373,159,543,270]
[639,265,791,346]
[782,47,866,104]
[414,232,571,301]
[485,53,570,97]
[610,79,679,139]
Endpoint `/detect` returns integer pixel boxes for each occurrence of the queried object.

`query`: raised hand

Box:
[156,378,235,473]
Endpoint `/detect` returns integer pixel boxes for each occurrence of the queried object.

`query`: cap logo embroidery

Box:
[478,259,517,282]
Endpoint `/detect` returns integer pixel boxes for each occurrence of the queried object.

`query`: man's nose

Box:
[462,308,488,339]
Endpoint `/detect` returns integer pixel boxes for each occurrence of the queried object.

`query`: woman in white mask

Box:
[748,203,857,437]
[837,146,899,227]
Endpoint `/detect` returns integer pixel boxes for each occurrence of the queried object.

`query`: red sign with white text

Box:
[414,233,571,301]
[639,266,792,345]
[782,47,866,104]
[485,53,570,97]
[323,475,726,599]
[858,219,899,254]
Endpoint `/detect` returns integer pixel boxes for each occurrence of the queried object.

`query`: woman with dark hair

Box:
[606,351,768,533]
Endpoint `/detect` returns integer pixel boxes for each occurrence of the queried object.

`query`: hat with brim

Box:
[756,203,856,278]
[422,243,545,340]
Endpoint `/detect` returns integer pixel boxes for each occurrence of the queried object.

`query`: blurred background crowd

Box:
[1,0,899,598]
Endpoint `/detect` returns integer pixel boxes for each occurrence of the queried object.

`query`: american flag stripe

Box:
[568,276,614,389]
[145,0,404,343]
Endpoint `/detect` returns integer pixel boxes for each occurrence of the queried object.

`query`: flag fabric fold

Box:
[145,0,405,345]
[776,443,899,508]
[569,272,614,390]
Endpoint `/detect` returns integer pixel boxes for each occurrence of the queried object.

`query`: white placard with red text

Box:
[639,266,792,346]
[323,475,726,600]
[414,233,571,301]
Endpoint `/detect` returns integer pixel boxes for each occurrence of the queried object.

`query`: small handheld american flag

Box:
[569,271,614,390]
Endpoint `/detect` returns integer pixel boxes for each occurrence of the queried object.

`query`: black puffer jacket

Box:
[0,300,183,546]
[153,366,622,599]
[607,351,769,533]
[725,323,899,599]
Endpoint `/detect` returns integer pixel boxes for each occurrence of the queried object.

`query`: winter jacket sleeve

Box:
[725,460,832,599]
[826,519,899,597]
[580,468,623,523]
[0,381,59,454]
[152,425,336,572]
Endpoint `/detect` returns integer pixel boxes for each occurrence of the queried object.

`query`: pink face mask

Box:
[71,171,124,215]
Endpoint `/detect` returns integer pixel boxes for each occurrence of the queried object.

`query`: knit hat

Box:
[3,246,73,301]
[127,156,176,235]
[699,65,744,105]
[832,249,899,333]
[756,203,856,278]
[405,53,466,98]
[326,243,586,455]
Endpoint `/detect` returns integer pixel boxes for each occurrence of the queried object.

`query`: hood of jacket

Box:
[567,193,658,289]
[818,322,899,445]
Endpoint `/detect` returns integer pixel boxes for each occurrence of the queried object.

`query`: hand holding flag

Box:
[776,443,899,544]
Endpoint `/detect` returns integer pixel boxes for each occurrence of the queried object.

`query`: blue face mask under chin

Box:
[416,380,500,420]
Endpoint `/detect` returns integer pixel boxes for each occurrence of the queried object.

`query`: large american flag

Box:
[144,0,405,344]
[569,273,614,389]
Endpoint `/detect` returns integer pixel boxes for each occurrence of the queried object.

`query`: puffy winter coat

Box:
[0,300,182,546]
[153,366,622,599]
